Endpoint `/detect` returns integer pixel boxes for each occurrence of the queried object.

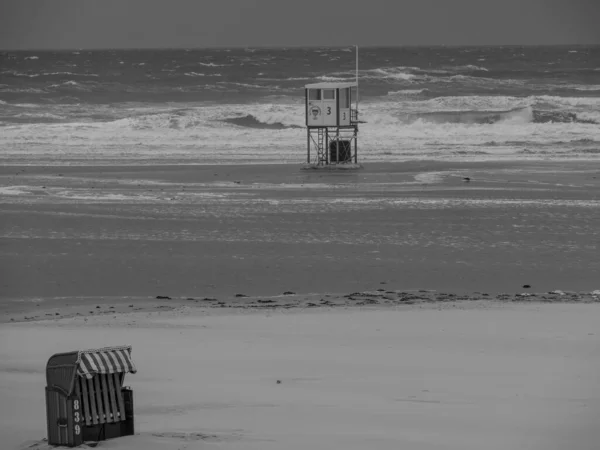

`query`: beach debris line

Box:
[156,295,171,300]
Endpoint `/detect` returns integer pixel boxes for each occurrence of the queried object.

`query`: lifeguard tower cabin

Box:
[305,81,360,165]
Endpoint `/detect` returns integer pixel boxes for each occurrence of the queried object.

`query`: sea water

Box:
[1,46,599,165]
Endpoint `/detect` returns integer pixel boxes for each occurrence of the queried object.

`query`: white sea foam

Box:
[48,80,90,91]
[413,172,445,184]
[534,95,600,107]
[366,68,416,81]
[218,82,271,89]
[197,62,225,67]
[24,56,39,60]
[315,75,350,82]
[444,65,489,72]
[572,85,600,91]
[0,87,46,93]
[0,186,31,196]
[1,70,40,78]
[42,71,99,77]
[184,72,206,77]
[9,112,65,120]
[53,191,158,202]
[387,89,427,96]
[0,96,598,165]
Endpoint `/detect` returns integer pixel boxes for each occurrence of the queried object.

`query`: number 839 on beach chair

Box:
[45,346,137,447]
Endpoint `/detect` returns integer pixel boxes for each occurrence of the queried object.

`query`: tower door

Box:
[322,89,337,126]
[339,88,350,126]
[307,89,324,126]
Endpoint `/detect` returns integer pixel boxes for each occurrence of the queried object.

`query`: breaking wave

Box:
[408,107,598,125]
[572,85,600,91]
[223,114,302,129]
[387,89,428,96]
[364,68,417,81]
[47,80,92,91]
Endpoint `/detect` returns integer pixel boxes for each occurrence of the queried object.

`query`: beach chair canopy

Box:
[46,345,136,396]
[76,346,137,379]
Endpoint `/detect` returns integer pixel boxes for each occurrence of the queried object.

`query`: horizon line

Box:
[1,43,598,52]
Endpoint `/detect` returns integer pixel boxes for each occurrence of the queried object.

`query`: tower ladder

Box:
[317,128,326,164]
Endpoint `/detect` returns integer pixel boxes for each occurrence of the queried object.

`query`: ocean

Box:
[1,46,599,165]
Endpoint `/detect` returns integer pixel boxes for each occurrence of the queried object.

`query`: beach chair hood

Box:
[76,346,137,379]
[46,345,136,396]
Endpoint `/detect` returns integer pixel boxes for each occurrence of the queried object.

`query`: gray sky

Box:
[1,0,599,50]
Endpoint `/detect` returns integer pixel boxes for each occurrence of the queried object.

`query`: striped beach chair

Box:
[45,346,137,447]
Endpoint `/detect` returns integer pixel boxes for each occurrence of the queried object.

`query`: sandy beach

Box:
[2,303,600,450]
[1,160,600,449]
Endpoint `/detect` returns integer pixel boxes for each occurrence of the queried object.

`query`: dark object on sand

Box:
[235,293,248,297]
[463,177,471,182]
[283,291,295,295]
[45,346,137,447]
[156,295,171,300]
[277,380,282,384]
[523,285,531,289]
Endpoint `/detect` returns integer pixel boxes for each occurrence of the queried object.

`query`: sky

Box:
[1,0,599,50]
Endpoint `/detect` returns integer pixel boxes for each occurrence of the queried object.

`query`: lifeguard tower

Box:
[304,46,362,166]
[305,81,360,165]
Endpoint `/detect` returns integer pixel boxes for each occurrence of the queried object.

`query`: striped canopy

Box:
[76,345,137,379]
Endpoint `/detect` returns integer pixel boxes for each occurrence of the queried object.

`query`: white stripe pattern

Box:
[76,346,137,379]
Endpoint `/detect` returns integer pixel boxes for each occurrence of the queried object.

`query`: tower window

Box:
[339,88,349,108]
[309,89,321,100]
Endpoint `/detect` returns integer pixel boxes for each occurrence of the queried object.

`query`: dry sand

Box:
[2,302,600,450]
[1,160,600,449]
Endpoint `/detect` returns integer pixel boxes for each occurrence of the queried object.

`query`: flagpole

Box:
[355,44,359,117]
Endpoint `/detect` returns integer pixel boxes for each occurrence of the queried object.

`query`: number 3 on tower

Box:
[326,106,331,115]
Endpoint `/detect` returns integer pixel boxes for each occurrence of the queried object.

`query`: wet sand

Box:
[1,160,600,321]
[2,160,600,449]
